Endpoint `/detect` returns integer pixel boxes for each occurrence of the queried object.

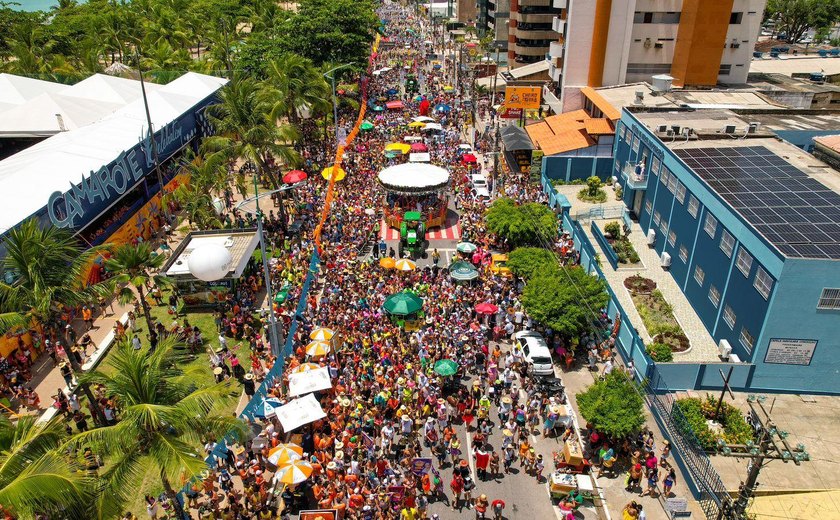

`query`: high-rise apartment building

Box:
[547,0,766,111]
[508,0,563,67]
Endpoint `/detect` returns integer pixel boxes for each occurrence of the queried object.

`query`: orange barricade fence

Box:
[313,34,381,254]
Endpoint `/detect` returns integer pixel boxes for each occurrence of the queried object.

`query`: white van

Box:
[513,331,554,376]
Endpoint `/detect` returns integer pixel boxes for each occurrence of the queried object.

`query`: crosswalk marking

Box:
[380,219,461,241]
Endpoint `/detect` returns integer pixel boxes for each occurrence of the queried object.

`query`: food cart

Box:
[552,439,591,474]
[550,472,596,503]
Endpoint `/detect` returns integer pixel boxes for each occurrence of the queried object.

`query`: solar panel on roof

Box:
[674,145,840,259]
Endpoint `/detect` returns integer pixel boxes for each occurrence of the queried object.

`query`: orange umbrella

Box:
[273,459,313,485]
[379,257,396,269]
[293,363,321,373]
[267,443,303,466]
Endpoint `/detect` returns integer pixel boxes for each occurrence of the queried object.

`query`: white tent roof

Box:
[60,73,161,105]
[378,163,450,189]
[287,367,332,397]
[274,394,326,432]
[0,72,228,233]
[0,93,124,136]
[0,73,66,112]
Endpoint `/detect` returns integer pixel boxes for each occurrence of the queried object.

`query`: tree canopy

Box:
[521,265,609,338]
[767,0,840,43]
[506,247,557,279]
[485,198,557,248]
[576,372,646,439]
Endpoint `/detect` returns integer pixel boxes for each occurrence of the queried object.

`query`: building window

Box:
[626,63,674,75]
[723,305,736,329]
[709,285,720,307]
[660,219,668,234]
[736,248,753,277]
[660,167,669,186]
[739,327,755,352]
[679,245,688,262]
[651,156,661,176]
[675,182,686,204]
[704,213,718,238]
[694,265,705,286]
[632,136,640,153]
[668,230,676,246]
[729,12,743,24]
[667,174,678,194]
[644,200,653,214]
[634,11,680,24]
[687,195,699,218]
[754,267,773,300]
[817,288,840,310]
[719,64,732,76]
[720,230,735,257]
[653,211,661,225]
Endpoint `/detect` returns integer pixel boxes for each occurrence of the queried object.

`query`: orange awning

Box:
[583,118,614,135]
[580,86,621,120]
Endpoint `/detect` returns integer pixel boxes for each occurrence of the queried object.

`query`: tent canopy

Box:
[275,394,326,432]
[500,125,535,151]
[378,163,450,194]
[287,367,332,397]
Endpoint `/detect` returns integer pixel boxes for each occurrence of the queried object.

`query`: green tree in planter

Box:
[585,175,603,197]
[485,198,557,247]
[577,371,646,439]
[603,221,622,240]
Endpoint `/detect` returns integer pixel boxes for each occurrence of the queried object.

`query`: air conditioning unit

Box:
[660,252,671,269]
[666,129,674,137]
[718,339,732,361]
[724,125,737,134]
[671,125,681,135]
[647,229,656,247]
[657,125,668,133]
[610,175,618,185]
[729,353,742,363]
[681,127,692,136]
[748,122,760,133]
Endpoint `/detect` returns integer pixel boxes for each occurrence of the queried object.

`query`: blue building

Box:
[614,109,840,394]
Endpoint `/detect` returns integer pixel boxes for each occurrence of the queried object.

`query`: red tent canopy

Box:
[410,142,428,152]
[462,153,478,164]
[386,100,404,110]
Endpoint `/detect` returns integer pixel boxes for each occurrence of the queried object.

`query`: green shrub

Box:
[611,236,640,264]
[615,186,623,200]
[577,187,607,203]
[674,395,754,452]
[646,342,674,362]
[604,221,622,239]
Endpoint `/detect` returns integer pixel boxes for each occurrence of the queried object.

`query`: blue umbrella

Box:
[435,104,451,113]
[254,397,284,418]
[433,64,442,70]
[386,88,398,96]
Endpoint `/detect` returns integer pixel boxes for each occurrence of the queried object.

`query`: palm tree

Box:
[0,220,115,425]
[105,243,170,335]
[263,53,332,126]
[72,336,246,520]
[205,75,301,189]
[0,416,97,518]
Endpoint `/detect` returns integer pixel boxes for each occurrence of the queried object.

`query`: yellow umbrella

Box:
[384,143,411,154]
[293,362,321,373]
[273,459,313,485]
[306,340,331,357]
[408,121,426,128]
[321,166,346,181]
[267,443,303,466]
[309,327,335,341]
[379,257,396,269]
[394,258,417,271]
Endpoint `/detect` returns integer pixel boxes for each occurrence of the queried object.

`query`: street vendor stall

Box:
[378,163,450,230]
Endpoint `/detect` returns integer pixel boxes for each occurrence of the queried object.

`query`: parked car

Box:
[472,186,491,204]
[513,331,554,376]
[470,174,488,191]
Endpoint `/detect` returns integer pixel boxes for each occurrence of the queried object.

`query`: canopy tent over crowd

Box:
[377,163,450,195]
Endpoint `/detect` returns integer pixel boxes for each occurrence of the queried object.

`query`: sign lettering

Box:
[504,86,542,110]
[764,338,818,366]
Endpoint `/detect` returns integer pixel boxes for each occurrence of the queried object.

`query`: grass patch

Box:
[674,394,754,451]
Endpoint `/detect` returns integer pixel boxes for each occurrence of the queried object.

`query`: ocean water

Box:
[9,0,88,12]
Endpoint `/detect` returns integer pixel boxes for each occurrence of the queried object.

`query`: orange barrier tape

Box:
[313,35,381,255]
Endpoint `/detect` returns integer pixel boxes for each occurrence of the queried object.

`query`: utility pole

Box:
[715,394,810,519]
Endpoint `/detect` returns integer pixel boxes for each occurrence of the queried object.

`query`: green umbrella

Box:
[456,242,478,254]
[384,151,401,159]
[373,105,385,112]
[449,261,479,281]
[434,359,458,377]
[360,121,375,131]
[382,291,424,316]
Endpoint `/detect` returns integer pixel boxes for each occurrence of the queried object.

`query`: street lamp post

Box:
[324,63,355,146]
[235,181,304,358]
[136,49,169,223]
